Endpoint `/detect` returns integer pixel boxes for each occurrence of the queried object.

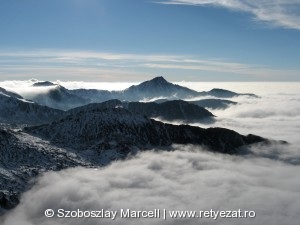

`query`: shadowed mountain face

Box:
[32,81,55,87]
[0,94,63,125]
[29,85,88,110]
[189,99,237,109]
[0,87,63,125]
[155,98,237,109]
[70,89,119,103]
[68,99,215,122]
[127,100,214,121]
[202,88,257,98]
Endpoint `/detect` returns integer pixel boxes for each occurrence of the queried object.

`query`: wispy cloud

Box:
[159,0,300,30]
[0,49,299,81]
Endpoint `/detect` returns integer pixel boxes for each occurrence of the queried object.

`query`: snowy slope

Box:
[0,128,91,212]
[0,91,63,125]
[0,87,23,99]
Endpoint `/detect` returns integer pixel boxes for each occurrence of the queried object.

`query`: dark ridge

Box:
[189,99,237,109]
[67,99,214,122]
[25,107,267,154]
[32,81,55,87]
[155,98,237,109]
[206,88,258,98]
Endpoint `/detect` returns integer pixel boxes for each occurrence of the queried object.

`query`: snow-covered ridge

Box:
[0,87,23,99]
[25,107,267,153]
[0,89,63,125]
[0,128,91,213]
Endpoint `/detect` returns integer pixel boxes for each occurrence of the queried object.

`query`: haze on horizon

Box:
[0,0,300,82]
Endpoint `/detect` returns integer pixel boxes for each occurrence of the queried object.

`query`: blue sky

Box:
[0,0,300,81]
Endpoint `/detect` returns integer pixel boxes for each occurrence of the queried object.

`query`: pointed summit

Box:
[149,76,168,84]
[123,76,199,101]
[139,76,170,89]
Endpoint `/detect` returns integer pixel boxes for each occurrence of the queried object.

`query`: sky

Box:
[0,0,300,82]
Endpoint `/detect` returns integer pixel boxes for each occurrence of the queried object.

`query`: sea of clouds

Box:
[1,147,299,225]
[0,81,299,225]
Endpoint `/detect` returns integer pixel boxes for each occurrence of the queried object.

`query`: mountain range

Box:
[14,76,255,110]
[0,91,214,125]
[1,106,269,212]
[29,84,88,110]
[0,76,252,124]
[26,107,263,153]
[0,76,268,214]
[70,76,257,105]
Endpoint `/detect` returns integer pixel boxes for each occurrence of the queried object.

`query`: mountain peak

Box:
[138,76,171,89]
[149,76,168,84]
[32,81,56,87]
[122,76,199,101]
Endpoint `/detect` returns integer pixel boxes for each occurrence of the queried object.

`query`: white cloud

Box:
[142,63,299,78]
[2,146,300,225]
[0,49,299,81]
[159,0,300,30]
[0,79,138,93]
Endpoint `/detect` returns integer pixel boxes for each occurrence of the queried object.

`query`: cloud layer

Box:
[0,50,299,81]
[2,146,300,225]
[153,82,300,163]
[199,86,300,145]
[160,0,300,30]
